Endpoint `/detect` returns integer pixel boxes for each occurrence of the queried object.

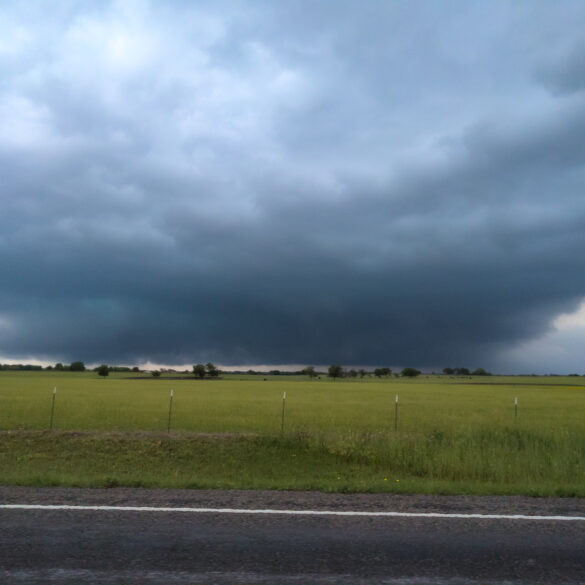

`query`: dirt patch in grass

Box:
[0,429,257,441]
[124,376,224,380]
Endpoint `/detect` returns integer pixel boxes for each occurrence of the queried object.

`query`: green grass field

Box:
[1,371,584,495]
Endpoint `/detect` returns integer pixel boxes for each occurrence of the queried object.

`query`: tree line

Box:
[301,366,492,379]
[324,365,422,379]
[1,361,493,377]
[442,367,491,376]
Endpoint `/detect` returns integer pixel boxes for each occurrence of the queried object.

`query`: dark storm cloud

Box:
[2,1,585,371]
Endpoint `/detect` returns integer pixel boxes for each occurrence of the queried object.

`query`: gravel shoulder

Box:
[2,485,585,516]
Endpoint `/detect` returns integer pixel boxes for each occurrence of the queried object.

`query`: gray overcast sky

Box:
[1,1,585,373]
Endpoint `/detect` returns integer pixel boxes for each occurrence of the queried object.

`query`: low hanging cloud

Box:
[1,1,585,372]
[497,303,585,375]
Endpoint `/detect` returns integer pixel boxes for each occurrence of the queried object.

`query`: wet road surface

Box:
[1,487,585,584]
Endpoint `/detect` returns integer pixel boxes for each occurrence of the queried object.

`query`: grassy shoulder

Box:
[1,429,584,497]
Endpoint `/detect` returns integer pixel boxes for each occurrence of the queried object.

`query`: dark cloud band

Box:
[1,1,585,372]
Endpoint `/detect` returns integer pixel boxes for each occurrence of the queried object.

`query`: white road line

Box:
[1,504,585,521]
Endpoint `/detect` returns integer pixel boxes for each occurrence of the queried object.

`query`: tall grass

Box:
[1,427,583,495]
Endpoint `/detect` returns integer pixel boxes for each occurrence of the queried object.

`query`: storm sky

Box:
[2,1,585,373]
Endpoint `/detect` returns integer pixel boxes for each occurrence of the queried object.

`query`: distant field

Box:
[1,371,584,495]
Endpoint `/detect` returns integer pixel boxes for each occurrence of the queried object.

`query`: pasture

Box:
[1,371,584,495]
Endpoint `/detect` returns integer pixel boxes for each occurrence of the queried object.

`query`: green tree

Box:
[328,364,343,380]
[206,362,219,377]
[358,369,367,378]
[54,363,64,371]
[96,364,109,377]
[303,366,317,378]
[401,367,421,378]
[69,361,85,371]
[151,370,161,377]
[193,364,206,379]
[472,367,490,376]
[443,367,455,375]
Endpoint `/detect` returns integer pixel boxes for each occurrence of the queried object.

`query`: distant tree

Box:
[96,364,109,377]
[303,366,317,379]
[358,369,367,378]
[472,368,491,376]
[131,366,140,372]
[206,362,219,377]
[54,363,64,371]
[151,370,161,377]
[374,367,392,378]
[270,369,281,375]
[328,364,343,380]
[193,364,206,379]
[69,361,85,372]
[0,363,41,371]
[401,367,421,378]
[347,369,357,378]
[443,367,455,375]
[454,367,470,376]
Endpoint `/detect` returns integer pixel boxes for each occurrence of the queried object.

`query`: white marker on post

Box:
[49,386,57,431]
[281,391,286,433]
[167,389,174,434]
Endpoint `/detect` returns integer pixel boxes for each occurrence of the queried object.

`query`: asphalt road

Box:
[1,487,585,584]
